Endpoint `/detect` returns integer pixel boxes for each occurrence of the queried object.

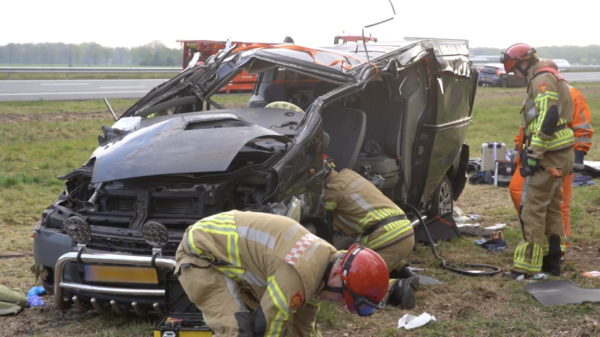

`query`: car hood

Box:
[90,114,290,183]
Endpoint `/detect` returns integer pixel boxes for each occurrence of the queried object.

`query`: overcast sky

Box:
[2,0,597,50]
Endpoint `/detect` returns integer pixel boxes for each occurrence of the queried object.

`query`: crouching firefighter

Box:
[322,154,420,310]
[175,210,390,337]
[500,43,575,279]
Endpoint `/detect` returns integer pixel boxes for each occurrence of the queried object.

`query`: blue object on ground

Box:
[573,174,596,187]
[26,286,46,307]
[27,286,45,298]
[27,295,44,307]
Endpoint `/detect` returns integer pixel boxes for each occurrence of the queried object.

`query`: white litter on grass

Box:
[484,223,506,231]
[397,313,437,329]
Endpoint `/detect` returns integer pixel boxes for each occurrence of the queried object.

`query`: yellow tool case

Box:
[153,270,213,337]
[153,313,212,337]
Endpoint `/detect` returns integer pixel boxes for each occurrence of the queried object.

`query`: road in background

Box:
[1,72,600,102]
[0,79,167,102]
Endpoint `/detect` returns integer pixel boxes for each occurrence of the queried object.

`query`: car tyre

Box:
[502,79,508,88]
[428,175,453,217]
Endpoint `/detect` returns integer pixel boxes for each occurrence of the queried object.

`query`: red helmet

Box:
[500,43,537,73]
[336,244,389,316]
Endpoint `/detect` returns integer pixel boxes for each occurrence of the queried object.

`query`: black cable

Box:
[403,203,501,277]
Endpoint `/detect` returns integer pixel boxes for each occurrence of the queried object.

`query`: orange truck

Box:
[333,35,378,44]
[177,39,276,93]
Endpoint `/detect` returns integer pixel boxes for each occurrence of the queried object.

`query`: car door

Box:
[397,56,477,209]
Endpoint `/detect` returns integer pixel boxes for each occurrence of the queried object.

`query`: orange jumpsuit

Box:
[509,84,593,248]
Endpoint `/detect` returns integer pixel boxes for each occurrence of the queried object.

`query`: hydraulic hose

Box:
[404,203,501,277]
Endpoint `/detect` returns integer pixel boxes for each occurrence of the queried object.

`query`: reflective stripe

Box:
[224,276,249,312]
[513,242,543,272]
[564,174,573,244]
[215,266,245,282]
[190,212,241,267]
[542,243,567,254]
[544,179,563,206]
[338,214,362,232]
[349,177,366,189]
[243,270,267,287]
[364,220,412,250]
[266,276,290,337]
[325,202,337,211]
[528,90,574,151]
[237,226,275,250]
[530,129,574,149]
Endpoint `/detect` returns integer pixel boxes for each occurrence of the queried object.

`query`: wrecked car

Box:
[32,37,477,316]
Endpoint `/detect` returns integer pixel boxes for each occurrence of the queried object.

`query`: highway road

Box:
[0,79,168,102]
[1,72,600,102]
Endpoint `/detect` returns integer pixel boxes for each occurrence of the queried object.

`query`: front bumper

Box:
[54,249,176,316]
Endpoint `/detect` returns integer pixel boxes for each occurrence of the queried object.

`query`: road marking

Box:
[0,91,149,96]
[41,83,90,86]
[99,86,147,89]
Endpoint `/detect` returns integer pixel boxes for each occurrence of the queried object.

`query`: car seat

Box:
[321,107,366,170]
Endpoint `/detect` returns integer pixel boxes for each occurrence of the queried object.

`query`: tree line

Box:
[0,41,182,67]
[471,45,600,65]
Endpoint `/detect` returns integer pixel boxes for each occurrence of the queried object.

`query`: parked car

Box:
[553,59,571,72]
[478,63,527,87]
[32,38,478,317]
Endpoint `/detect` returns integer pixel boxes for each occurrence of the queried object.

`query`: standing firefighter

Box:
[508,59,594,249]
[175,210,390,337]
[322,154,419,309]
[501,43,575,279]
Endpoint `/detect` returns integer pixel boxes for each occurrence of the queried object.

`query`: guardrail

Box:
[0,66,183,79]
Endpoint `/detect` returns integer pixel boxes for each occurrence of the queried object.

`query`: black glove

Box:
[575,150,585,165]
[526,157,542,174]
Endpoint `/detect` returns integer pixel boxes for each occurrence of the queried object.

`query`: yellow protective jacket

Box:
[175,210,338,337]
[522,61,575,160]
[324,169,413,250]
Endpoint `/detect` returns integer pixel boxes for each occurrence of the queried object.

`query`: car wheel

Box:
[502,79,508,88]
[428,175,453,217]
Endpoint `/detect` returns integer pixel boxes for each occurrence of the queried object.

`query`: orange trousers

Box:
[509,162,574,247]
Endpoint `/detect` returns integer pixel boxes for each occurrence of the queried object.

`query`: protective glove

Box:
[526,157,542,174]
[574,150,585,165]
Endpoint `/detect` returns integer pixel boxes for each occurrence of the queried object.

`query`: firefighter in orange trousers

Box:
[175,210,390,337]
[501,43,575,280]
[508,59,593,250]
[322,153,419,310]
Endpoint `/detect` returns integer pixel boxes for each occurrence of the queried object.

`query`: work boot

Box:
[387,276,419,310]
[390,263,418,280]
[503,271,527,280]
[541,235,562,276]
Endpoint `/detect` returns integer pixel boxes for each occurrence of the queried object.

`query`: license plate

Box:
[83,265,158,284]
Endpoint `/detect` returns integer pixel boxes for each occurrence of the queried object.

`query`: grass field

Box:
[1,85,600,336]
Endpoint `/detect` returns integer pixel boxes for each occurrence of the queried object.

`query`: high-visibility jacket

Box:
[175,210,339,337]
[514,82,593,156]
[324,169,413,250]
[568,85,594,153]
[522,62,574,160]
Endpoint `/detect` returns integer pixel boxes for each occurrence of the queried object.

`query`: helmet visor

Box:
[503,59,517,73]
[342,279,385,317]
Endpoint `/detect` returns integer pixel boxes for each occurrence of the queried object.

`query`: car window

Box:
[274,68,314,82]
[481,66,498,74]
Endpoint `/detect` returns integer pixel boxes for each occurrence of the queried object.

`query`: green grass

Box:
[1,87,600,336]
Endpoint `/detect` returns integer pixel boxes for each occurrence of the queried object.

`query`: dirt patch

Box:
[0,111,110,124]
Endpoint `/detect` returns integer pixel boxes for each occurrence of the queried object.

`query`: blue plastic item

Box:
[27,286,45,298]
[27,295,45,307]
